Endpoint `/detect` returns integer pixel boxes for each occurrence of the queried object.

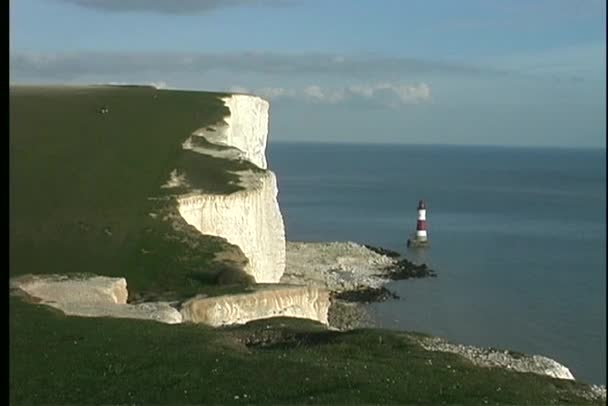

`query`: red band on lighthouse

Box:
[416,220,427,230]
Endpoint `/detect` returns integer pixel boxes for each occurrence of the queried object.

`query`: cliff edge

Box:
[165,95,286,284]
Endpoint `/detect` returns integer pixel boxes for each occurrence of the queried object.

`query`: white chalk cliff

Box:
[176,94,286,283]
[177,171,285,283]
[220,95,269,169]
[187,95,269,169]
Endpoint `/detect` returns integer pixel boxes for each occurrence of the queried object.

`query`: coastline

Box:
[10,86,605,404]
[270,141,606,387]
[282,240,436,330]
[282,240,606,398]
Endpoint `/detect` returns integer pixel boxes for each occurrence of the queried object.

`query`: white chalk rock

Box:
[199,95,269,170]
[177,170,285,283]
[10,274,182,324]
[11,274,128,305]
[282,241,396,291]
[219,95,269,169]
[50,301,183,324]
[417,336,576,381]
[176,94,286,283]
[180,285,330,327]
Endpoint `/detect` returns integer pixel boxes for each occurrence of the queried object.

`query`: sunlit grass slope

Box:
[10,299,602,405]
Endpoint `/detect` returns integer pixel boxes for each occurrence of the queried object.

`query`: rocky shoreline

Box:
[282,241,437,331]
[415,335,576,380]
[283,241,435,294]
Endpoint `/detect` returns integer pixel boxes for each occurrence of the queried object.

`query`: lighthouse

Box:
[407,200,429,248]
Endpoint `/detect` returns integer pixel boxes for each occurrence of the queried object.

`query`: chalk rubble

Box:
[416,336,576,381]
[282,241,396,291]
[11,274,129,305]
[11,274,182,324]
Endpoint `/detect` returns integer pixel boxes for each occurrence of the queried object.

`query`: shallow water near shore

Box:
[268,141,606,385]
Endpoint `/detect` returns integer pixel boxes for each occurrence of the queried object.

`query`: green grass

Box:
[167,149,264,196]
[9,85,603,405]
[10,299,602,405]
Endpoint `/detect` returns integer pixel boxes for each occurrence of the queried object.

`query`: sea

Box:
[267,142,606,386]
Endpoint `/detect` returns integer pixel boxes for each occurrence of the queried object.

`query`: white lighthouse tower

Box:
[407,200,429,247]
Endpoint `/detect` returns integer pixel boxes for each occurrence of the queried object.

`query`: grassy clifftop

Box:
[10,85,251,296]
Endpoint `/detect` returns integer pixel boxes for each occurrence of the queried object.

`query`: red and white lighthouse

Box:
[408,200,429,247]
[415,200,428,242]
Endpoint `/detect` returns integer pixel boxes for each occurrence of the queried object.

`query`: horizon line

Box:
[270,139,607,151]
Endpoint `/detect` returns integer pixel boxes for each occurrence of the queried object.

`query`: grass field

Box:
[10,299,602,405]
[9,86,603,404]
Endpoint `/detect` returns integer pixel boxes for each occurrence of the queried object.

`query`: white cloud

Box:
[229,86,295,99]
[105,81,169,89]
[234,82,431,108]
[57,0,295,14]
[302,85,345,104]
[228,85,251,94]
[258,87,296,99]
[9,50,495,80]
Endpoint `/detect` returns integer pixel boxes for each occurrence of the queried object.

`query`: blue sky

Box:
[10,0,606,147]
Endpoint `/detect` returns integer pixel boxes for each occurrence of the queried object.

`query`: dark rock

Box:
[364,245,437,279]
[364,244,401,258]
[332,286,400,303]
[382,258,437,280]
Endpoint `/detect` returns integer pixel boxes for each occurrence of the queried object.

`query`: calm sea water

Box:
[268,142,606,385]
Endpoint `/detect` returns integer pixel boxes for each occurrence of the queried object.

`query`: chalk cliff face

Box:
[180,285,330,327]
[177,94,286,283]
[177,171,285,283]
[194,95,269,169]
